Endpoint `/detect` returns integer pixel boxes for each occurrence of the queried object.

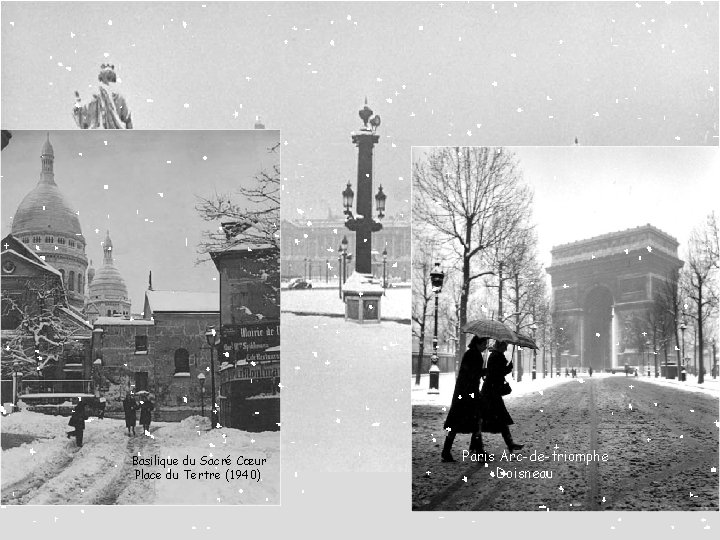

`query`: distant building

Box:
[86,231,131,323]
[281,213,410,282]
[9,135,89,311]
[93,290,218,420]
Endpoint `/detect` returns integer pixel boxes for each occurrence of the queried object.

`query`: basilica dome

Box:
[87,231,131,319]
[11,136,84,239]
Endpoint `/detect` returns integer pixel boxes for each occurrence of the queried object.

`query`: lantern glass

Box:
[341,235,348,252]
[375,185,386,219]
[382,247,387,259]
[205,326,216,347]
[429,262,444,291]
[342,182,354,212]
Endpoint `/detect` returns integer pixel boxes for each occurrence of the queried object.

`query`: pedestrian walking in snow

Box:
[123,393,138,436]
[139,398,154,434]
[479,341,524,452]
[588,366,593,377]
[97,397,107,419]
[441,336,488,462]
[67,400,88,448]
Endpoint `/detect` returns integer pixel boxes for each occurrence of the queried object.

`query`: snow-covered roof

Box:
[58,306,92,329]
[94,317,155,326]
[145,290,219,313]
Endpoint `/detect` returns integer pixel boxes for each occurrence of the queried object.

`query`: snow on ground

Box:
[1,411,279,504]
[281,313,411,472]
[281,286,410,320]
[412,372,576,406]
[637,373,720,398]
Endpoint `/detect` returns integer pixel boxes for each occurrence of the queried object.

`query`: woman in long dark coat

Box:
[139,398,154,434]
[479,341,523,452]
[441,336,488,462]
[123,393,138,436]
[67,400,87,448]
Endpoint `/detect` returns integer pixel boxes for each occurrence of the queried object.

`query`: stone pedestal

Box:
[342,271,383,323]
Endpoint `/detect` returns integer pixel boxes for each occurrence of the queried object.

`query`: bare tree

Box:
[412,237,437,385]
[682,214,720,384]
[1,277,84,379]
[413,147,532,358]
[196,142,280,304]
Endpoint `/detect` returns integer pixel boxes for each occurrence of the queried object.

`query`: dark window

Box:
[107,310,111,316]
[58,237,66,245]
[45,236,53,244]
[174,348,190,373]
[135,371,148,392]
[32,236,41,244]
[135,335,148,353]
[22,237,29,243]
[78,274,83,294]
[69,239,75,248]
[68,271,75,292]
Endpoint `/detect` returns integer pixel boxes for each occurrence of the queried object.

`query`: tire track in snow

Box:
[1,443,77,505]
[585,379,600,510]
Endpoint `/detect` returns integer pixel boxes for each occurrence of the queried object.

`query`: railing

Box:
[20,379,92,395]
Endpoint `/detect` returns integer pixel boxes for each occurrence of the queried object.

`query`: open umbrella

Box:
[513,332,539,350]
[462,319,518,343]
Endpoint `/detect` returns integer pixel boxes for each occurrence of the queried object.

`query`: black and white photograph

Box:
[0,0,718,536]
[412,145,719,511]
[1,130,280,504]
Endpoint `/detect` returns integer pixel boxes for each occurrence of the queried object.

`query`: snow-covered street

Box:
[1,411,279,505]
[281,313,411,472]
[413,375,719,511]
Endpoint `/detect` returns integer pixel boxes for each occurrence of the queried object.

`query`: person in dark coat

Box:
[441,336,489,462]
[479,341,523,452]
[123,393,138,436]
[66,400,88,448]
[139,398,154,434]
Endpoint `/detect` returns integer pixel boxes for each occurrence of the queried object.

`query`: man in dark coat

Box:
[441,336,488,462]
[123,393,138,436]
[479,341,523,452]
[139,398,154,435]
[66,400,88,448]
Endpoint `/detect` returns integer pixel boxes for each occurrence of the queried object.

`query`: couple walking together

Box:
[442,336,523,462]
[123,393,154,436]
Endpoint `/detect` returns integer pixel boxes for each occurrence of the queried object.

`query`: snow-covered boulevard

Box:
[413,375,719,511]
[1,413,280,505]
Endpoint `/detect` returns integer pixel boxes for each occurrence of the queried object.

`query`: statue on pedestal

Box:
[73,64,133,129]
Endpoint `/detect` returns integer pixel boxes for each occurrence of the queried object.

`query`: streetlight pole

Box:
[12,360,21,412]
[382,246,387,296]
[680,321,687,382]
[337,245,343,299]
[646,340,651,377]
[325,258,329,283]
[341,236,348,285]
[428,263,444,394]
[205,326,219,428]
[531,323,538,380]
[197,373,206,417]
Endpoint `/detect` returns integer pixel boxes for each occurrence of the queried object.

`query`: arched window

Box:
[78,273,83,294]
[69,239,75,248]
[174,348,190,374]
[107,310,112,316]
[68,271,75,291]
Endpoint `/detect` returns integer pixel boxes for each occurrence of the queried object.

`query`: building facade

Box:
[93,290,219,420]
[281,214,410,283]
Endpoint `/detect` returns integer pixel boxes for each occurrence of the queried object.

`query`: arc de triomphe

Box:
[546,224,683,371]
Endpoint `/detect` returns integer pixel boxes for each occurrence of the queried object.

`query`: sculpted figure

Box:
[73,64,133,129]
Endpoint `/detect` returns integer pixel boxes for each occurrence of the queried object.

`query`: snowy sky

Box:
[2,1,718,224]
[1,130,279,313]
[413,145,720,269]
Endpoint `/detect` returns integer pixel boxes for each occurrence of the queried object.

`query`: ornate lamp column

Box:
[340,99,386,323]
[205,326,219,428]
[680,321,687,381]
[428,263,445,394]
[382,246,388,295]
[530,323,538,380]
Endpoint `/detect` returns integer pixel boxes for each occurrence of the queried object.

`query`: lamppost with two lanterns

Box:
[204,326,220,428]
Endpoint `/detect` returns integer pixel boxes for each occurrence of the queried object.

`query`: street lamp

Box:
[428,262,445,394]
[12,360,22,412]
[645,340,651,377]
[680,321,687,382]
[325,258,329,283]
[382,246,387,295]
[530,323,538,380]
[337,244,343,299]
[375,186,386,220]
[342,182,354,216]
[341,236,349,285]
[204,326,219,428]
[197,373,206,416]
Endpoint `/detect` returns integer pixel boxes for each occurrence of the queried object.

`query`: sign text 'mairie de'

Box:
[222,320,280,362]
